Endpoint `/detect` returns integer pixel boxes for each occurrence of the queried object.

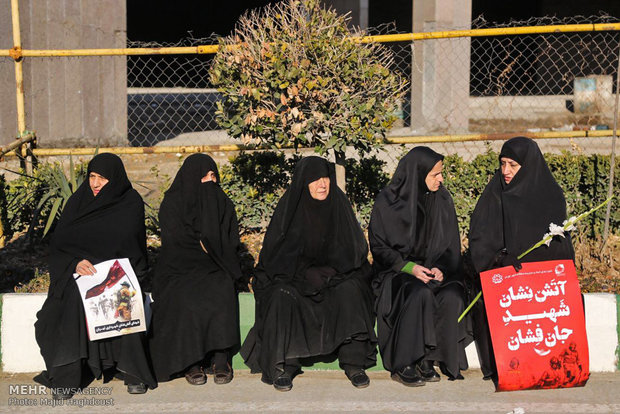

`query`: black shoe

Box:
[52,388,75,400]
[212,363,234,385]
[391,366,425,387]
[127,383,147,394]
[345,368,370,389]
[185,365,207,386]
[418,360,441,382]
[273,373,293,392]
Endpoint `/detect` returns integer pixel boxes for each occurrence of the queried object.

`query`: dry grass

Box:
[575,234,620,294]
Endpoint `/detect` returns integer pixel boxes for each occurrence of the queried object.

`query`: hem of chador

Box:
[154,343,239,382]
[425,349,469,379]
[34,358,105,389]
[267,335,377,374]
[382,342,437,373]
[115,367,156,388]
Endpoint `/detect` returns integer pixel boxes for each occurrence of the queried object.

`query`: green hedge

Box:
[1,150,618,242]
[218,152,390,232]
[219,150,619,238]
[0,174,9,242]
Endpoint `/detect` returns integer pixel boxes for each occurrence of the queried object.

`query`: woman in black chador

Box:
[34,153,156,398]
[241,156,377,391]
[468,137,575,380]
[149,154,243,385]
[369,147,469,386]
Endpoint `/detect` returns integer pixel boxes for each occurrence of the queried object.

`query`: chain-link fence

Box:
[118,16,618,163]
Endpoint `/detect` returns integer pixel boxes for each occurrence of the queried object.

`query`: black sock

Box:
[212,351,228,371]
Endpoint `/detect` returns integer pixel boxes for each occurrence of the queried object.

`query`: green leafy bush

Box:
[0,174,10,244]
[219,151,388,231]
[219,151,297,233]
[210,0,406,186]
[229,151,298,193]
[3,159,87,241]
[345,156,390,226]
[3,172,39,236]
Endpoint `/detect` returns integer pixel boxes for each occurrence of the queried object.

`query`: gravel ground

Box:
[1,370,619,413]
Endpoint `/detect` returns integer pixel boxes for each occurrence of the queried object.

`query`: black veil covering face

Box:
[241,156,377,382]
[467,137,575,379]
[149,154,243,381]
[35,153,156,391]
[369,146,469,378]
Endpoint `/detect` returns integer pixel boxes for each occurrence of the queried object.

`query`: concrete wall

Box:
[0,0,127,148]
[1,292,618,373]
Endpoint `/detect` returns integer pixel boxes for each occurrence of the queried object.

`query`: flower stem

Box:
[458,291,481,323]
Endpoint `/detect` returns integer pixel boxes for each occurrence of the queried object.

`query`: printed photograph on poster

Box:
[73,258,146,341]
[480,259,589,391]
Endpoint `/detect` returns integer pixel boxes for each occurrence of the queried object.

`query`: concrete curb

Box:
[617,294,620,371]
[1,292,618,373]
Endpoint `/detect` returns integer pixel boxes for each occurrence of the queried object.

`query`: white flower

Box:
[562,216,577,231]
[548,223,566,238]
[542,233,553,246]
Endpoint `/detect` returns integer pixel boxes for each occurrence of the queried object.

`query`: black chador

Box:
[369,147,469,385]
[241,157,377,391]
[34,154,156,396]
[468,137,575,379]
[149,154,243,384]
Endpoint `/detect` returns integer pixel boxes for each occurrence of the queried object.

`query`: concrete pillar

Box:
[0,0,127,148]
[411,0,471,134]
[324,0,368,29]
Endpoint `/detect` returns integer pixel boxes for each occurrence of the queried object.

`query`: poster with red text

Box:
[480,260,589,391]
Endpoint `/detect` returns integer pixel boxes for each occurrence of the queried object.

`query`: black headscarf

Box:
[469,137,574,273]
[369,147,462,281]
[47,153,147,298]
[253,156,368,295]
[155,154,242,284]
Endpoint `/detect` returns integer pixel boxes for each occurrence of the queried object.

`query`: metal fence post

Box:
[603,35,620,241]
[10,0,28,172]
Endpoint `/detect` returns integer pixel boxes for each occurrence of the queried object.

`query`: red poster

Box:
[480,260,589,391]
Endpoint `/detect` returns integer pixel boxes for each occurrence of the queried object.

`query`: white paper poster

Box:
[73,258,146,341]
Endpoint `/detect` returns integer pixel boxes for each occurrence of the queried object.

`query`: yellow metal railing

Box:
[3,23,620,59]
[1,130,615,158]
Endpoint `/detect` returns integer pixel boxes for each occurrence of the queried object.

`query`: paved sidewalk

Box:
[1,370,619,413]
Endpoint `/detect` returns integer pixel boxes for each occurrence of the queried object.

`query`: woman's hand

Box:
[411,265,435,284]
[76,259,96,276]
[430,267,444,282]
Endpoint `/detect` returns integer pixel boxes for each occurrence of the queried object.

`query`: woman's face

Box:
[89,172,109,196]
[424,160,443,192]
[308,177,330,201]
[201,170,217,183]
[500,157,521,184]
